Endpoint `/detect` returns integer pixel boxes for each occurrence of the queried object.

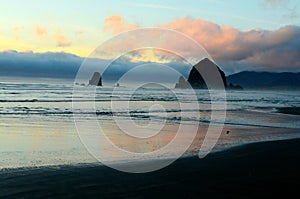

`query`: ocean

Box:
[0,81,300,170]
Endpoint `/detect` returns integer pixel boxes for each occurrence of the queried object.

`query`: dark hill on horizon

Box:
[227,71,300,89]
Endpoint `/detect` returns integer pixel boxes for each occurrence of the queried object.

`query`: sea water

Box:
[0,81,300,169]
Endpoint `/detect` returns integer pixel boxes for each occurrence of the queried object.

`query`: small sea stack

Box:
[89,72,102,86]
[175,76,190,89]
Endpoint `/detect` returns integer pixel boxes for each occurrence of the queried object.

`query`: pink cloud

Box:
[161,18,300,69]
[34,25,47,37]
[163,18,238,48]
[53,30,71,47]
[13,26,25,40]
[103,15,139,35]
[13,26,25,32]
[101,16,300,72]
[263,0,288,7]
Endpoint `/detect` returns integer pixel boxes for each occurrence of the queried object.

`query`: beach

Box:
[1,138,300,198]
[1,83,300,198]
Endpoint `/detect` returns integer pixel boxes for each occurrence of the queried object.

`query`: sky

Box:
[0,0,299,75]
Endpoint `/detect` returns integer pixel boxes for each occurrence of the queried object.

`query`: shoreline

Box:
[1,132,298,172]
[1,138,300,198]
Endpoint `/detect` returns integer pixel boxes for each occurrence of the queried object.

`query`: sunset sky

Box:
[0,0,299,73]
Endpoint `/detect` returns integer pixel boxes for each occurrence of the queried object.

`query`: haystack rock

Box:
[89,72,102,86]
[175,58,227,89]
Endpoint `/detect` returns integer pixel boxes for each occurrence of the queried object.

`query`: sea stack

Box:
[89,72,102,86]
[175,76,190,89]
[175,58,227,89]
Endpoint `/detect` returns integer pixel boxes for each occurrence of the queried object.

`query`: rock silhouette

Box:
[176,58,227,89]
[175,76,190,89]
[89,72,102,86]
[227,83,243,90]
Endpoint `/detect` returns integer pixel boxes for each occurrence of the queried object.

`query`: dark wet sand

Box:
[1,138,300,198]
[277,107,300,115]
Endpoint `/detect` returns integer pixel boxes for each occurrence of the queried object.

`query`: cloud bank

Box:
[0,50,190,83]
[0,51,81,79]
[102,16,300,73]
